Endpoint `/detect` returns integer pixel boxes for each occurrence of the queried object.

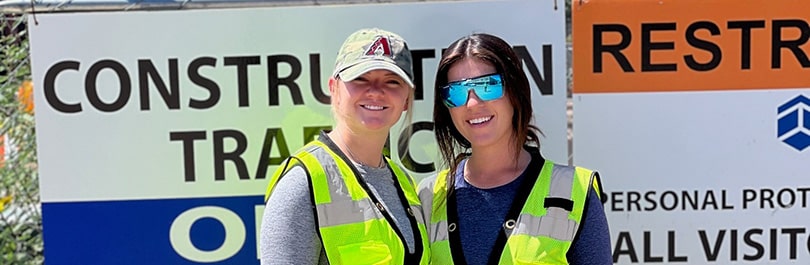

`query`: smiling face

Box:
[445,57,515,149]
[329,69,411,134]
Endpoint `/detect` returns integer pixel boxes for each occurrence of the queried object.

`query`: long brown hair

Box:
[433,33,542,190]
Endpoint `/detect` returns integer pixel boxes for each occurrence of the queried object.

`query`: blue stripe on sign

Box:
[42,195,265,265]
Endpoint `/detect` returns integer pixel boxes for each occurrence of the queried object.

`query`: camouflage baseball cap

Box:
[332,28,415,88]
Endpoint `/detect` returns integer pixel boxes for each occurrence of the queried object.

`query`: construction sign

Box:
[28,0,567,263]
[573,0,810,263]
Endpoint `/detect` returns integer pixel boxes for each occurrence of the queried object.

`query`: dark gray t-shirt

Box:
[260,162,416,265]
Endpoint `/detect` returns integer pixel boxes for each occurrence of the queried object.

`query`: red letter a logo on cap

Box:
[364,36,392,57]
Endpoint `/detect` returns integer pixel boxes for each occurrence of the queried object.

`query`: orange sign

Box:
[573,0,810,93]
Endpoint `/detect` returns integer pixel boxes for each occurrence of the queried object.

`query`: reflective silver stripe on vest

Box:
[512,211,576,241]
[316,199,378,227]
[410,205,425,228]
[310,147,383,227]
[510,165,577,241]
[429,220,449,242]
[548,165,574,200]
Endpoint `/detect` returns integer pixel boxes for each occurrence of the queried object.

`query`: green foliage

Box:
[0,14,43,265]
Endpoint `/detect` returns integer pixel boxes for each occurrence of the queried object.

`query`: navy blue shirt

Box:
[453,158,612,265]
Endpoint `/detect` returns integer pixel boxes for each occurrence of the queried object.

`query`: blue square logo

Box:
[777,95,810,151]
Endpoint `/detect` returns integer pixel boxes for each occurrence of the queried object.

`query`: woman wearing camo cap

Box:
[260,28,429,265]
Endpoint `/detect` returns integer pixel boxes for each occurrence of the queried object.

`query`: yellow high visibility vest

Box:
[264,139,429,265]
[428,159,601,264]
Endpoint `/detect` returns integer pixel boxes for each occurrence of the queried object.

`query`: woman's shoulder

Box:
[269,166,313,200]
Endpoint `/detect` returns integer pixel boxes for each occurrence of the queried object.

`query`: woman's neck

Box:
[464,144,531,189]
[328,128,387,168]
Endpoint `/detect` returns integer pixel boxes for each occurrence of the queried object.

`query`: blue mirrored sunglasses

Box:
[441,73,504,108]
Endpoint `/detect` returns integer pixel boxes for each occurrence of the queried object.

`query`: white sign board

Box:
[29,0,568,263]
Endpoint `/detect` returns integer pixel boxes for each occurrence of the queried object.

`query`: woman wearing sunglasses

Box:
[418,33,611,264]
[260,28,429,264]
